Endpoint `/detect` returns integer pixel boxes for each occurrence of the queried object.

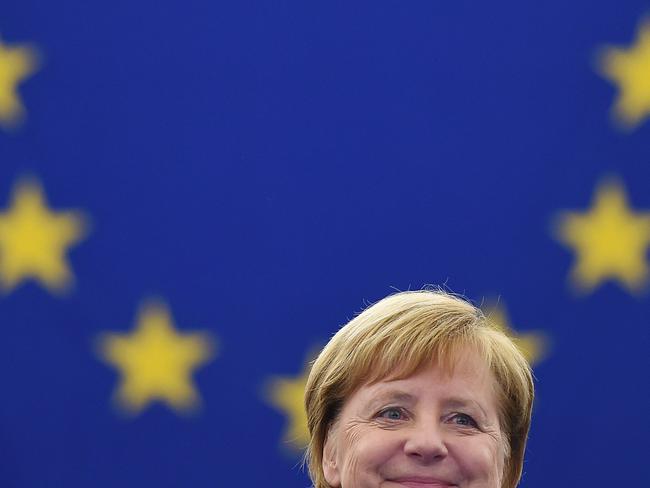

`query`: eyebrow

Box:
[365,389,417,409]
[445,397,489,421]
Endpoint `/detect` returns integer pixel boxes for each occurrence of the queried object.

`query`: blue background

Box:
[2,1,649,486]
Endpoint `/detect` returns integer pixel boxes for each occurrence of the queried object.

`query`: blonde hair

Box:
[305,290,534,488]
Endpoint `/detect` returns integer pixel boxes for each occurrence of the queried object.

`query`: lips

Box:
[388,478,456,487]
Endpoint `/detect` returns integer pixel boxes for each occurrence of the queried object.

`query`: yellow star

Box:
[97,300,216,415]
[484,303,549,366]
[598,19,650,129]
[266,355,313,452]
[0,177,88,294]
[0,36,39,129]
[554,178,650,293]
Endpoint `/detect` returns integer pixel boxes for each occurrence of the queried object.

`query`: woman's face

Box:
[322,353,505,488]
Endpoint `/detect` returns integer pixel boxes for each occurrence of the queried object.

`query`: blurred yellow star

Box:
[598,19,650,129]
[0,36,39,129]
[485,303,549,366]
[0,178,87,294]
[266,357,312,451]
[97,300,216,415]
[554,178,650,293]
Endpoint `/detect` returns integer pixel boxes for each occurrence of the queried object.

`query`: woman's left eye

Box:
[450,413,478,427]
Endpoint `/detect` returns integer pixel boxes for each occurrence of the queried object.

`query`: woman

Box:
[305,290,534,488]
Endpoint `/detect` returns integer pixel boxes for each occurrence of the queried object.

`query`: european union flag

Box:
[1,2,649,487]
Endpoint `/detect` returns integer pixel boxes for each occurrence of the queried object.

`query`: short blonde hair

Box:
[305,290,534,488]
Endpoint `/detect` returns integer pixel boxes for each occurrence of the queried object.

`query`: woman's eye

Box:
[451,413,478,427]
[377,407,406,420]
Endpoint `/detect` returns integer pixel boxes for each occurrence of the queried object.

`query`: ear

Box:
[322,427,341,487]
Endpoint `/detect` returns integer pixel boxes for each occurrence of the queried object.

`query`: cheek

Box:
[339,428,402,484]
[447,437,504,487]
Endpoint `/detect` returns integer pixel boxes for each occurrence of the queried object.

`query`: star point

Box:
[598,19,650,129]
[97,300,216,415]
[0,36,39,129]
[0,177,88,294]
[485,303,549,366]
[554,178,650,293]
[266,355,313,452]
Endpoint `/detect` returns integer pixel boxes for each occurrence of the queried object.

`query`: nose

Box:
[403,419,449,462]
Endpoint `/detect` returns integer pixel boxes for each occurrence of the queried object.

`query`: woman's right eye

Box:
[377,407,406,420]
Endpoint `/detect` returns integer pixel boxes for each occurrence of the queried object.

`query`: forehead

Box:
[347,353,499,415]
